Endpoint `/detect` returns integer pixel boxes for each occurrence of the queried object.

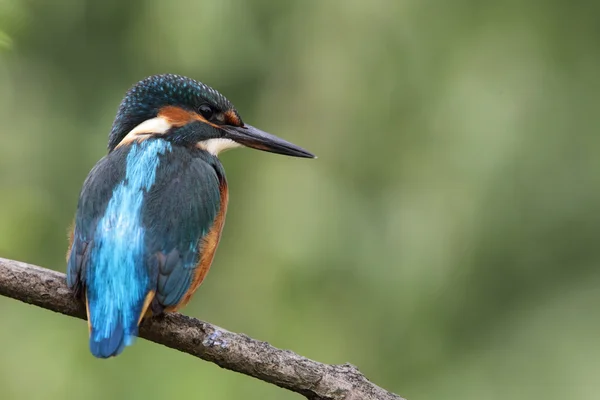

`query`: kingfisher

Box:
[66,74,314,358]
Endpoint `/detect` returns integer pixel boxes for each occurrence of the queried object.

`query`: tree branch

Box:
[0,257,404,400]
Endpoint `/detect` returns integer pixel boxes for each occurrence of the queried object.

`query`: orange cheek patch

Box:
[224,110,242,127]
[158,106,197,127]
[158,106,222,129]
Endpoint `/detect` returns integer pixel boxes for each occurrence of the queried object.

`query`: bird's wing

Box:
[142,148,225,311]
[66,148,128,295]
[67,144,224,315]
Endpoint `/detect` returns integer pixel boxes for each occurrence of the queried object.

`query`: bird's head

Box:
[108,74,314,158]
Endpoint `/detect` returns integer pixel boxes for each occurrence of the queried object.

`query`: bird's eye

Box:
[199,104,214,120]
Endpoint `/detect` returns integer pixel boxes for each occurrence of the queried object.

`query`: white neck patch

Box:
[117,116,173,148]
[197,138,241,156]
[128,116,173,136]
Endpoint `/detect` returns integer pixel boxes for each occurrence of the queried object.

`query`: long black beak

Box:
[224,124,315,158]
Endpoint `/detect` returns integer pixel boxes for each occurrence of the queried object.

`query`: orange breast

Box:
[166,180,229,312]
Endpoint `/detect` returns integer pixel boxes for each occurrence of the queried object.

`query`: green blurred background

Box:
[1,1,600,399]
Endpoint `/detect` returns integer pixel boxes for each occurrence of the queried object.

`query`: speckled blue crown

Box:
[108,74,236,151]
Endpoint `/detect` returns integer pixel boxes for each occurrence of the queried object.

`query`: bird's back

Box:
[67,139,226,358]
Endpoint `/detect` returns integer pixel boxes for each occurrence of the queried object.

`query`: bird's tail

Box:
[85,290,155,358]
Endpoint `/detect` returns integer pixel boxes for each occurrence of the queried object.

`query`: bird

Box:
[66,74,314,358]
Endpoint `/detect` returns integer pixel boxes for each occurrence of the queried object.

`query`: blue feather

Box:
[86,139,172,358]
[68,141,224,357]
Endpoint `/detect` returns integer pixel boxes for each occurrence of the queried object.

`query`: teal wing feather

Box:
[142,147,223,310]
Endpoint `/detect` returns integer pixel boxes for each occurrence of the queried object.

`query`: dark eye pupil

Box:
[199,105,214,120]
